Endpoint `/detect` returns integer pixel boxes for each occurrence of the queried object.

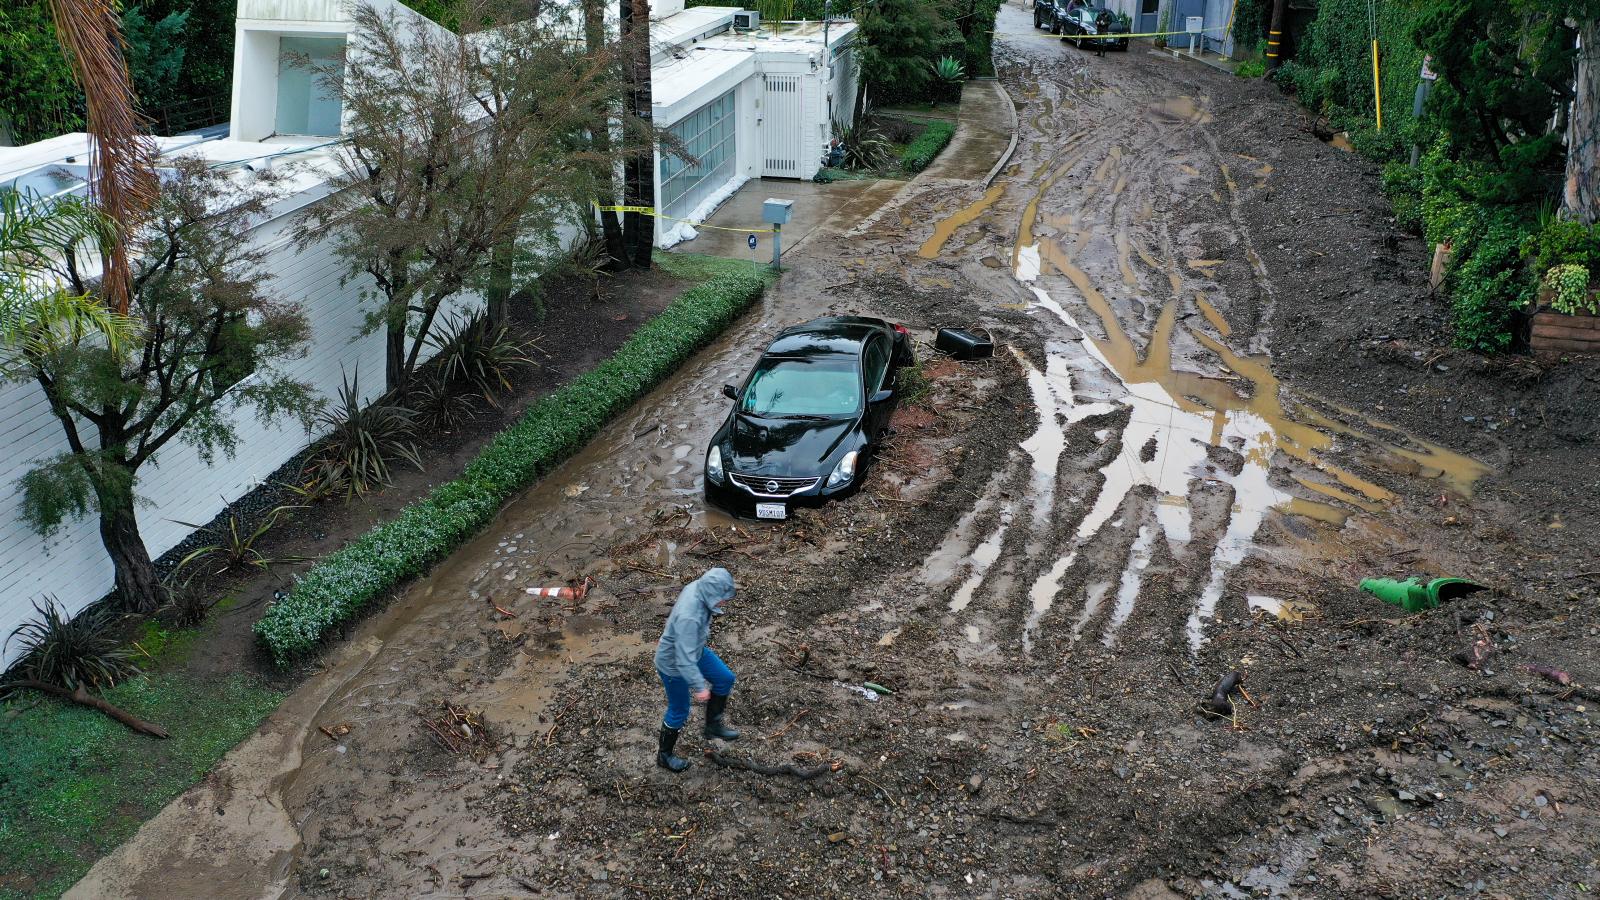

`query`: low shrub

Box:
[901,120,957,173]
[1522,218,1600,276]
[1544,264,1596,315]
[3,598,139,692]
[299,373,423,501]
[1234,59,1266,79]
[254,255,767,664]
[1380,161,1424,235]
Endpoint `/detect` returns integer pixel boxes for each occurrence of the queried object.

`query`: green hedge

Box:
[254,255,767,664]
[901,120,957,173]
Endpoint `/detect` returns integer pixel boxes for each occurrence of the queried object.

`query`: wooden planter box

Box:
[1531,289,1600,355]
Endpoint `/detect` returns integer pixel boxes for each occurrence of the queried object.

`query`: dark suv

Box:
[1032,0,1084,34]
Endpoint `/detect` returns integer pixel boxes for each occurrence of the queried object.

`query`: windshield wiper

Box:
[773,413,833,421]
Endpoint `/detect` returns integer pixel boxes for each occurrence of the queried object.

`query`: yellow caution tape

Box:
[592,202,776,234]
[1044,25,1229,41]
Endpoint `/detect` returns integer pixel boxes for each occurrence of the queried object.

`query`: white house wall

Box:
[0,192,507,669]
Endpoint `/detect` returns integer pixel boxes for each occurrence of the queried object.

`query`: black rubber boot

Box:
[657,724,690,772]
[703,694,741,741]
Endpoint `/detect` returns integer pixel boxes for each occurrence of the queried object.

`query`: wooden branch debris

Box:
[420,702,493,758]
[14,680,169,738]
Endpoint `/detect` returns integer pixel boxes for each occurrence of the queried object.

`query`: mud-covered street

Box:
[74,2,1600,897]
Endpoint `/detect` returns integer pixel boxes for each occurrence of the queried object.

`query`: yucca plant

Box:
[171,503,303,579]
[425,313,540,404]
[408,374,482,430]
[301,372,423,500]
[833,118,893,172]
[4,598,139,692]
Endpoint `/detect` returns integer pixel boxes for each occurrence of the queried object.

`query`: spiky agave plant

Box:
[832,118,893,172]
[4,598,139,692]
[932,55,966,93]
[300,371,423,500]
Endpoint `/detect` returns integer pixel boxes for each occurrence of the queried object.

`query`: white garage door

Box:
[763,74,804,178]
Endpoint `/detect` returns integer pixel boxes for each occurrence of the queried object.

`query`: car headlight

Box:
[706,446,725,485]
[826,450,858,488]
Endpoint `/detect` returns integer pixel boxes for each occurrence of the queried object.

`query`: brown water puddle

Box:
[1195,293,1232,336]
[1033,235,1487,509]
[918,183,1006,259]
[1153,96,1214,125]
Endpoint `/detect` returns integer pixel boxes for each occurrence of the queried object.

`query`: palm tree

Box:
[0,189,136,378]
[45,0,157,315]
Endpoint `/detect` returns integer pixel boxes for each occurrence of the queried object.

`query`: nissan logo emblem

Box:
[766,480,780,493]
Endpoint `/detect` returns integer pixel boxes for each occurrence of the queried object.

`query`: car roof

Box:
[765,316,888,357]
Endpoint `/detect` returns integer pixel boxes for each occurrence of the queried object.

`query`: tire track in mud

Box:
[916,14,1491,664]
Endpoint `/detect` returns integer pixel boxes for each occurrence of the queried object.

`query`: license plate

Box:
[756,503,787,520]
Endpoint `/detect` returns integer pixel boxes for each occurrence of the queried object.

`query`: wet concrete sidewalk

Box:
[677,75,1021,260]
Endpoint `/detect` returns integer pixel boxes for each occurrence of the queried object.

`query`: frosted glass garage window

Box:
[660,89,736,220]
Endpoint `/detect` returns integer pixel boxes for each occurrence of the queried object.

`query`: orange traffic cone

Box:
[525,575,595,602]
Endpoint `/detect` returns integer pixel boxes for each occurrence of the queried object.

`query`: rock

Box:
[828,832,846,843]
[967,774,984,795]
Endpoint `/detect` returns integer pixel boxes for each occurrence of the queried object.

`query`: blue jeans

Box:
[659,648,736,729]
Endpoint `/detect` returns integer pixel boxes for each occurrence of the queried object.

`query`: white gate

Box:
[763,74,804,178]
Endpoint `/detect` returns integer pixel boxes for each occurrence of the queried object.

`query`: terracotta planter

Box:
[1530,288,1600,355]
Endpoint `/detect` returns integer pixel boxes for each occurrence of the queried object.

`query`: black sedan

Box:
[703,316,913,519]
[1062,6,1131,49]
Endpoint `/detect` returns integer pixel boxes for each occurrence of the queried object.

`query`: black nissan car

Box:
[703,316,913,519]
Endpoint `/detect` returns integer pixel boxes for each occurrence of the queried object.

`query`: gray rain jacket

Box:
[653,567,735,692]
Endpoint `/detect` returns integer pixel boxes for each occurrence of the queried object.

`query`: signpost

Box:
[1409,55,1437,167]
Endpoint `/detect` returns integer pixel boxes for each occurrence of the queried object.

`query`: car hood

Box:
[725,413,856,475]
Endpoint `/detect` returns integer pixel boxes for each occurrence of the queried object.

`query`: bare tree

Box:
[302,2,645,392]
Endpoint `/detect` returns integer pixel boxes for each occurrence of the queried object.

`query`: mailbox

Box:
[762,198,793,226]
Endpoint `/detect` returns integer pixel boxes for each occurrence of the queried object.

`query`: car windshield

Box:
[739,356,861,418]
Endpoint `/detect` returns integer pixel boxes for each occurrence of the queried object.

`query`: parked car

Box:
[1061,5,1131,50]
[703,316,914,519]
[1033,0,1086,34]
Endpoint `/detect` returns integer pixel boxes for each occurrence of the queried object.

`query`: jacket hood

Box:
[692,567,736,615]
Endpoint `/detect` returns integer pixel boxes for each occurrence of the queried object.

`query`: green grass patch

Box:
[0,674,284,899]
[254,253,770,664]
[900,121,957,174]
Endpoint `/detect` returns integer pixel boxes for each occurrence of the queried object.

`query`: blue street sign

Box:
[747,234,758,250]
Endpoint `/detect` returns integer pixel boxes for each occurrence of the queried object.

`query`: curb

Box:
[980,66,1021,188]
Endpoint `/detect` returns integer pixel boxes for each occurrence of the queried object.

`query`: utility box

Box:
[762,198,793,226]
[1184,16,1202,33]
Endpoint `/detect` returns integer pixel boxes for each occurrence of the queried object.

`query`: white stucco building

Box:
[0,0,859,667]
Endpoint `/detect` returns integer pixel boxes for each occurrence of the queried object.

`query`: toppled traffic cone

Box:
[1359,576,1487,613]
[525,575,595,602]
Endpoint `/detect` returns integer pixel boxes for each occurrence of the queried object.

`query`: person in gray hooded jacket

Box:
[653,567,740,772]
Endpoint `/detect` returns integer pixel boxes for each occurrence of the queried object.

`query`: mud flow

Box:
[76,2,1600,897]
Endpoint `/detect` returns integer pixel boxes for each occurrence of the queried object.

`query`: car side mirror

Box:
[722,384,738,400]
[870,389,894,404]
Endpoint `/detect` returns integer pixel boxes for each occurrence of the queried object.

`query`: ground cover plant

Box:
[0,673,284,900]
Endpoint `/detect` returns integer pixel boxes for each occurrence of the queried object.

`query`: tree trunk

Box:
[95,478,166,615]
[486,238,515,328]
[586,0,631,270]
[1265,0,1286,72]
[1564,21,1599,225]
[385,320,406,394]
[623,0,654,269]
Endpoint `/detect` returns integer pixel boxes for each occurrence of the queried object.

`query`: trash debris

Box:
[934,327,994,360]
[525,575,595,602]
[862,681,895,695]
[837,681,881,702]
[1453,626,1496,671]
[1519,664,1573,687]
[1203,671,1246,717]
[1359,576,1487,613]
